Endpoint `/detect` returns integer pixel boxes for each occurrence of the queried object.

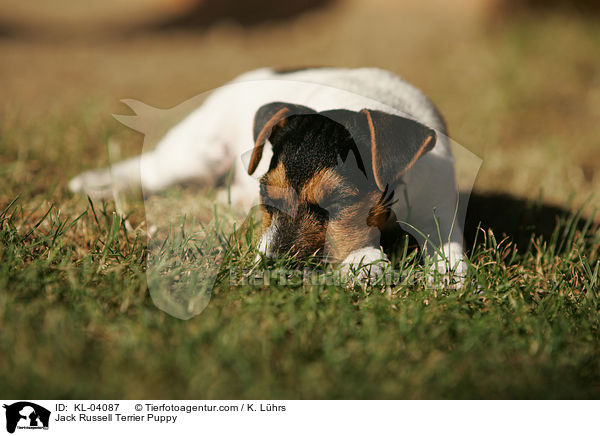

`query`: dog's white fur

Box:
[69,67,466,281]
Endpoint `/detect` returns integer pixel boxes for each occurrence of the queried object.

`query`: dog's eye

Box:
[305,202,333,221]
[319,190,357,217]
[261,196,282,213]
[261,195,296,216]
[262,203,276,215]
[317,199,342,217]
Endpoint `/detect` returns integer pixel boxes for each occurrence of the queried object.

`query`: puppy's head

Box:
[248,102,436,262]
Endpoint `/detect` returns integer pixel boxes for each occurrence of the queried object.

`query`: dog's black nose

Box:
[269,212,327,260]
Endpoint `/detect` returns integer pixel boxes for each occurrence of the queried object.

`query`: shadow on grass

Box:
[379,191,597,258]
[462,191,596,252]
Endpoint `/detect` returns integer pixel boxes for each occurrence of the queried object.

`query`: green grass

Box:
[1,184,599,398]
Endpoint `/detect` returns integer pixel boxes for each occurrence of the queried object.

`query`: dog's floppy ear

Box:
[248,102,316,175]
[361,109,436,191]
[322,108,436,191]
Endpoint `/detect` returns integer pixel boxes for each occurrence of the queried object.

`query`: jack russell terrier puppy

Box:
[69,67,466,283]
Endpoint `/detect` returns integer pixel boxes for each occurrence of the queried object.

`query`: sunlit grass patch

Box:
[1,186,598,398]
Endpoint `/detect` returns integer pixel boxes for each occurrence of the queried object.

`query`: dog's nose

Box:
[256,214,301,259]
[270,217,300,256]
[274,216,328,259]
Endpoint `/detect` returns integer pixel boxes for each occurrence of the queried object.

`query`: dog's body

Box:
[69,67,466,281]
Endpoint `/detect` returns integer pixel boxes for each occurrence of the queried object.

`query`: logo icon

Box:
[3,402,50,434]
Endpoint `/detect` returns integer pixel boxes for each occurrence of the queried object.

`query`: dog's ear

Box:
[321,109,437,191]
[361,109,436,191]
[248,102,316,175]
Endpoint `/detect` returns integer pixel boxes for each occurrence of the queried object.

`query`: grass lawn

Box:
[1,184,599,398]
[1,1,599,399]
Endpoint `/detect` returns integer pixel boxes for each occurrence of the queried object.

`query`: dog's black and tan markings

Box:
[249,101,436,262]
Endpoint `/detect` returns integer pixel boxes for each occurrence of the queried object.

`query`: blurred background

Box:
[1,0,599,224]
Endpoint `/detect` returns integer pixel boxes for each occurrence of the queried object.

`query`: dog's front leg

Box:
[421,222,467,286]
[397,157,467,287]
[404,203,467,287]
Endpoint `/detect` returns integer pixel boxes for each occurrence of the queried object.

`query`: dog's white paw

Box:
[339,247,390,284]
[427,254,468,289]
